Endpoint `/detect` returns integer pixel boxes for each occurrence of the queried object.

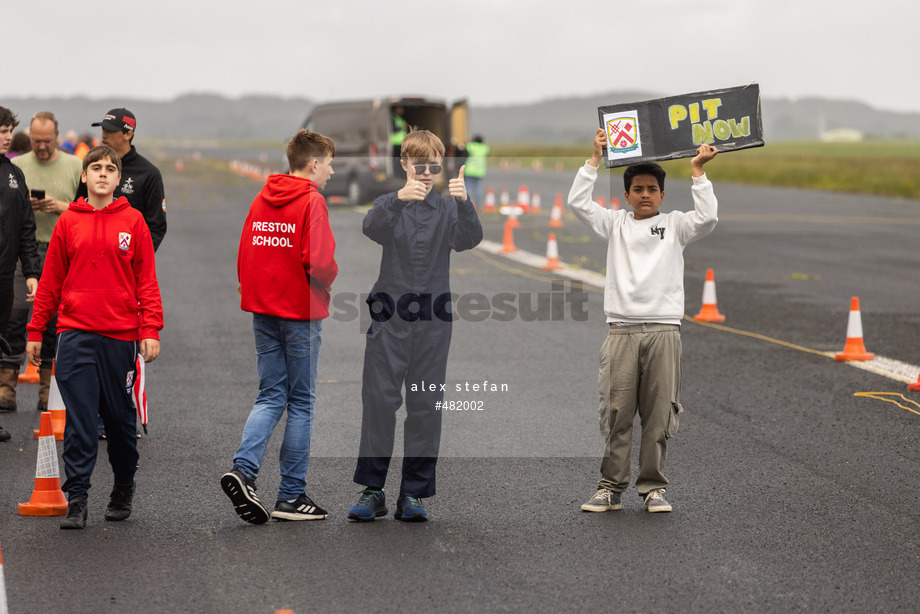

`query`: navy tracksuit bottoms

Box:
[55,330,139,502]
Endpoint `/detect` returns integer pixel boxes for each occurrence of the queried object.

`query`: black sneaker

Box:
[0,425,10,442]
[347,488,388,522]
[221,468,270,524]
[580,488,622,512]
[394,496,428,522]
[60,499,88,530]
[271,493,328,521]
[104,483,135,521]
[644,488,673,513]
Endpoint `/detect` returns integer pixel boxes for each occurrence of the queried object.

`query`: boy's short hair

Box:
[0,105,20,129]
[624,163,666,192]
[401,130,445,160]
[287,130,335,173]
[82,145,123,174]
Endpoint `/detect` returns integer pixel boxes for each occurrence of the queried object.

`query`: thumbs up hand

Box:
[449,165,468,203]
[398,162,429,202]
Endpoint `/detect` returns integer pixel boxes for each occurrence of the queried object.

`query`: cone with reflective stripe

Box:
[33,370,65,441]
[1,536,8,614]
[835,297,874,361]
[530,191,542,212]
[549,193,564,228]
[18,412,68,516]
[541,233,563,270]
[500,217,518,253]
[693,269,726,322]
[484,187,496,212]
[516,185,530,212]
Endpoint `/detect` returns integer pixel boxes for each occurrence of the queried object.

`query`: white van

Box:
[298,96,468,205]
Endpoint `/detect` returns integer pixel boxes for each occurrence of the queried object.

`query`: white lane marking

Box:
[477,241,920,386]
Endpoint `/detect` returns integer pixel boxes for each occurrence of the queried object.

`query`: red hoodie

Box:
[237,174,337,320]
[27,197,163,342]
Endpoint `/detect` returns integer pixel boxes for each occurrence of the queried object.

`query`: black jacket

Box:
[363,191,483,325]
[77,146,166,251]
[0,156,41,279]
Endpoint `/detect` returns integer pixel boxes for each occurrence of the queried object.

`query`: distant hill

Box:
[4,92,920,143]
[2,93,314,142]
[471,93,920,143]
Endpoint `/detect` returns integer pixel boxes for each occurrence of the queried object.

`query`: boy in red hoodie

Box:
[26,146,163,529]
[221,130,338,524]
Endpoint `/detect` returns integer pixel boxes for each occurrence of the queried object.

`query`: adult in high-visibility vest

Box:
[391,107,408,178]
[463,135,490,207]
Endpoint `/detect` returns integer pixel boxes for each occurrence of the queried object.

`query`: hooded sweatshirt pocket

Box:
[62,289,138,331]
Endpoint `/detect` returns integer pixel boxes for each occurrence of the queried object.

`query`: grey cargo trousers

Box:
[597,323,682,496]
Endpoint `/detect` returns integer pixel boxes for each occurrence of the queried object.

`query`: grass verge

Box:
[489,141,920,200]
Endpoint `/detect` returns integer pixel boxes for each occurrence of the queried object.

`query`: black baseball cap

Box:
[92,108,137,132]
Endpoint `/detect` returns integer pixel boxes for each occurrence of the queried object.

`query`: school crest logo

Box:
[606,116,639,153]
[121,177,134,195]
[8,173,19,189]
[118,232,132,251]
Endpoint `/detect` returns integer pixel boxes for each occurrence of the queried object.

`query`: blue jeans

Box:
[465,176,484,209]
[233,315,322,500]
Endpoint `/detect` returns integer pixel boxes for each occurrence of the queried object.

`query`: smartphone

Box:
[30,189,45,200]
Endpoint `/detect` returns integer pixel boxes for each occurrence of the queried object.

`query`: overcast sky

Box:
[5,0,919,113]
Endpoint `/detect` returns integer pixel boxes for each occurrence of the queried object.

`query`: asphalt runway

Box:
[1,151,919,613]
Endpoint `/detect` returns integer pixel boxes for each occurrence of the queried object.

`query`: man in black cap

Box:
[77,108,166,250]
[77,108,166,440]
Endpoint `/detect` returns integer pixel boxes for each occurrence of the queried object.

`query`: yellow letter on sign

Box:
[668,105,687,130]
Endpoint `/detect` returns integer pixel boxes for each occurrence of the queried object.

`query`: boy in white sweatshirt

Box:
[569,128,718,513]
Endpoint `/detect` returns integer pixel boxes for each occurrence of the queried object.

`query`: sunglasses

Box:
[410,163,442,175]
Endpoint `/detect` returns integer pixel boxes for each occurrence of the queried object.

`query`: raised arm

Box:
[568,129,613,239]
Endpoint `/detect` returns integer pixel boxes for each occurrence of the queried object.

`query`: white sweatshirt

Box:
[568,162,718,325]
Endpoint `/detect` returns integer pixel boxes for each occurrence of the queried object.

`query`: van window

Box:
[312,109,371,147]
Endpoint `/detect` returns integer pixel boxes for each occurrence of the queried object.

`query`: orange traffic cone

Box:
[500,218,518,253]
[516,185,530,212]
[541,233,563,270]
[19,362,39,383]
[909,370,920,392]
[908,348,920,389]
[549,193,564,228]
[33,372,65,441]
[835,297,875,361]
[484,188,496,213]
[499,188,510,208]
[594,196,607,209]
[18,412,68,516]
[693,269,726,322]
[531,191,542,212]
[610,197,621,210]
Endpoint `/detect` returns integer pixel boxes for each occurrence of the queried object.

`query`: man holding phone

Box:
[2,111,82,411]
